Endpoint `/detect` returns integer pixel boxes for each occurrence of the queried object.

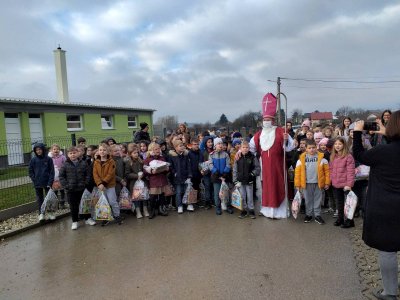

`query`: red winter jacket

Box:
[329,154,355,188]
[143,155,169,188]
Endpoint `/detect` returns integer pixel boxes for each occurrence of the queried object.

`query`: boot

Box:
[341,219,355,228]
[136,208,143,219]
[148,200,156,219]
[158,204,168,216]
[143,206,149,217]
[334,218,344,226]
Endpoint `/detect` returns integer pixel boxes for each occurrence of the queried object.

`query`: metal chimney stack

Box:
[53,46,69,103]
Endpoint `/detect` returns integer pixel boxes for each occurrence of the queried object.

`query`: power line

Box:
[281,77,400,84]
[284,85,400,90]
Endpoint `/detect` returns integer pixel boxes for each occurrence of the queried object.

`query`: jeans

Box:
[35,187,50,214]
[202,175,213,204]
[175,183,186,208]
[239,184,254,211]
[213,182,222,207]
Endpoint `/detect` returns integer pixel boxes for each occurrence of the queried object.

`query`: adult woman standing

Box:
[353,113,400,300]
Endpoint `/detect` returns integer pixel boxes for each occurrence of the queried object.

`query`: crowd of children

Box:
[29,111,391,231]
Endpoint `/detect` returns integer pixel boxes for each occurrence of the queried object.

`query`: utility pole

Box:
[277,76,281,126]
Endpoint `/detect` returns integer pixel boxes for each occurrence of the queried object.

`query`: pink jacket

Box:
[329,154,355,188]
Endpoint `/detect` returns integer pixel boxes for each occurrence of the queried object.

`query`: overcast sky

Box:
[1,0,399,123]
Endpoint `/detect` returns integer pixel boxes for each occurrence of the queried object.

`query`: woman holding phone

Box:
[353,112,400,300]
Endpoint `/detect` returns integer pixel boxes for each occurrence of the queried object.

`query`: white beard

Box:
[260,126,277,151]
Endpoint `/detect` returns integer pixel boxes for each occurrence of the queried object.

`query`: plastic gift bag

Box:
[164,183,175,197]
[344,191,358,220]
[118,187,132,210]
[355,165,370,180]
[182,183,193,205]
[231,187,243,210]
[91,187,101,207]
[219,181,230,204]
[79,189,93,215]
[291,190,302,219]
[41,189,59,214]
[132,179,149,201]
[95,192,113,221]
[288,166,295,182]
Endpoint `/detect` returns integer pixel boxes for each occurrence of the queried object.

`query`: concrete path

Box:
[0,209,362,300]
[0,176,31,189]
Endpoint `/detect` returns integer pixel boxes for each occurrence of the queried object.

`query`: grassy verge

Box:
[0,166,29,181]
[0,184,35,210]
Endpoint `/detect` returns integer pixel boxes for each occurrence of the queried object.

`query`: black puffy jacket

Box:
[59,159,90,191]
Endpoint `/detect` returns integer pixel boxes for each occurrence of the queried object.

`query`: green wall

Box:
[0,112,6,141]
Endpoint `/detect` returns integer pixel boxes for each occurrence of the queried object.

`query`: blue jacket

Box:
[29,143,55,188]
[168,149,192,184]
[209,150,231,175]
[200,136,214,153]
[188,149,203,179]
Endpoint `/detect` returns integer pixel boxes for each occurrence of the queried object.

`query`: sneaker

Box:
[38,214,45,222]
[249,210,256,219]
[71,222,78,230]
[314,216,325,225]
[304,215,313,223]
[334,219,343,226]
[216,207,222,215]
[49,213,56,221]
[221,202,227,210]
[143,206,150,217]
[226,206,234,214]
[238,211,248,219]
[178,206,183,214]
[187,204,194,212]
[333,210,338,218]
[85,218,96,226]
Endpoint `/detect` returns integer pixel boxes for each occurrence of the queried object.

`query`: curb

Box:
[0,211,70,241]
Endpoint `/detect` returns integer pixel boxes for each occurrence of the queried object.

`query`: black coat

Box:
[353,131,400,252]
[59,159,90,192]
[133,130,151,143]
[188,149,203,180]
[28,143,54,188]
[168,150,192,184]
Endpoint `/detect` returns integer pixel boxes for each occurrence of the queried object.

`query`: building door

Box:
[29,114,44,144]
[5,113,24,165]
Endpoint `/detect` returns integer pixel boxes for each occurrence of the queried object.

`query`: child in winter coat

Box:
[168,140,193,213]
[233,141,260,219]
[29,143,55,222]
[124,144,147,218]
[201,136,214,209]
[93,143,122,225]
[329,137,355,228]
[188,138,203,202]
[49,144,66,208]
[143,142,169,219]
[110,144,126,198]
[59,146,94,230]
[209,137,232,215]
[295,139,330,225]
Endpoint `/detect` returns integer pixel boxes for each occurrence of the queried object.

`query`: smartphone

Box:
[364,121,378,131]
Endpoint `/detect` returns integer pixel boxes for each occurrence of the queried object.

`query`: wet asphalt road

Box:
[0,209,362,300]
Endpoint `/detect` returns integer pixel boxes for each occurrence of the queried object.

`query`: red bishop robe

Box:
[254,127,285,208]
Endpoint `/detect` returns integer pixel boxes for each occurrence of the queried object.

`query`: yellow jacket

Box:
[294,152,330,189]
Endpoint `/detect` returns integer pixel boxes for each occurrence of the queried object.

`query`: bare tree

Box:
[155,115,179,131]
[291,108,303,125]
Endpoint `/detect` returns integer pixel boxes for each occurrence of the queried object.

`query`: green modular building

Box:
[0,98,155,167]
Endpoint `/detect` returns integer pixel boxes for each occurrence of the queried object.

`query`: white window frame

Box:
[66,114,83,131]
[128,115,138,128]
[101,114,114,130]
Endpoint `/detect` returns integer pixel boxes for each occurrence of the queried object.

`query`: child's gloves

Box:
[235,182,241,188]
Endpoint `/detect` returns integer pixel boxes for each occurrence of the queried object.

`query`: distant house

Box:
[0,98,155,166]
[310,112,333,126]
